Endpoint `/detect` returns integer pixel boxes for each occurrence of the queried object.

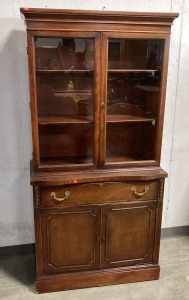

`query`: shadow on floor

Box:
[0,254,36,293]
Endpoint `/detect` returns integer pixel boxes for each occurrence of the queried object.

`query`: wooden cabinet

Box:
[41,201,156,275]
[21,8,178,293]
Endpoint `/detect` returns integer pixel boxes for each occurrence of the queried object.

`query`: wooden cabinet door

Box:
[101,201,156,268]
[42,205,100,274]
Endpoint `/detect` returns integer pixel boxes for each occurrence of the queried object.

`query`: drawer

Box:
[40,181,158,207]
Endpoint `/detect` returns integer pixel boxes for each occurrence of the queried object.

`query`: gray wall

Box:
[0,0,189,247]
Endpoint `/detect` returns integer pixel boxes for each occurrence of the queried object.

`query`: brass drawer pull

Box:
[50,191,70,202]
[131,186,149,197]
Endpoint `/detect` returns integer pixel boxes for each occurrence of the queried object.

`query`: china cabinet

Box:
[21,8,178,293]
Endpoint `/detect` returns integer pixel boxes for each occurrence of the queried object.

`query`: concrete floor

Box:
[0,237,189,299]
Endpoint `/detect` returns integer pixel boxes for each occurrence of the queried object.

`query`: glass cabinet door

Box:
[102,36,164,165]
[34,34,100,168]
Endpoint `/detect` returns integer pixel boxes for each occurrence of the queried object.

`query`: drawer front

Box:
[40,181,158,207]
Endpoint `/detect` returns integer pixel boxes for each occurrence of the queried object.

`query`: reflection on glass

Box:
[106,39,163,163]
[36,72,93,118]
[108,39,163,70]
[35,38,95,165]
[35,38,94,70]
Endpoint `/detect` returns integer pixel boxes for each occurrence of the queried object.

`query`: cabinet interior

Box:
[34,37,163,168]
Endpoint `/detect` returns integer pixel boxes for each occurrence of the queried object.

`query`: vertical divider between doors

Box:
[99,33,108,167]
[94,33,101,167]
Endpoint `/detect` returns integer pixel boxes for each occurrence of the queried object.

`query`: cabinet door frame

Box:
[41,204,101,274]
[99,31,170,168]
[101,200,156,269]
[27,31,101,172]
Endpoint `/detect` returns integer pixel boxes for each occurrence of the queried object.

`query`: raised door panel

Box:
[101,201,156,268]
[42,205,100,274]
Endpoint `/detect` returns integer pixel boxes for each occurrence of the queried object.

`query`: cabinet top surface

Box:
[20,8,179,24]
[30,166,168,186]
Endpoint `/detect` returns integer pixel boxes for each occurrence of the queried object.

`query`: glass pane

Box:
[106,39,163,163]
[35,38,95,165]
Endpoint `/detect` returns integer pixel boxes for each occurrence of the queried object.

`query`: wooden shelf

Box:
[105,153,154,162]
[40,157,93,165]
[40,156,138,165]
[36,69,93,73]
[38,115,93,125]
[106,155,139,162]
[54,90,92,94]
[36,69,157,74]
[38,115,154,125]
[106,115,155,123]
[38,115,155,125]
[108,69,159,73]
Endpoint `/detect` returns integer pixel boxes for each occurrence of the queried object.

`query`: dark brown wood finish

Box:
[94,33,101,166]
[100,32,170,168]
[155,37,170,164]
[28,31,101,171]
[21,8,178,293]
[35,264,160,293]
[153,179,165,263]
[101,201,156,268]
[42,205,100,274]
[22,12,178,172]
[27,32,40,170]
[33,186,43,277]
[31,166,167,186]
[40,181,158,207]
[20,8,178,33]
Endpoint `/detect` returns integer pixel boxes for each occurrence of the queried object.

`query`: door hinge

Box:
[26,47,28,55]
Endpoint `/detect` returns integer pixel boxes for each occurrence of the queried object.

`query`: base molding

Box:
[161,225,189,239]
[36,264,160,293]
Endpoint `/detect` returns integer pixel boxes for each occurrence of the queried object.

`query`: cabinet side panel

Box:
[27,32,40,169]
[153,179,164,263]
[155,37,170,164]
[33,186,43,277]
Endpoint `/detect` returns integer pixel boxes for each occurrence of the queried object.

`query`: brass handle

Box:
[131,186,149,197]
[51,191,70,202]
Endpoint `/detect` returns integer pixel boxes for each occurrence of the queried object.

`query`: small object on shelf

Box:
[107,102,147,118]
[68,79,74,89]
